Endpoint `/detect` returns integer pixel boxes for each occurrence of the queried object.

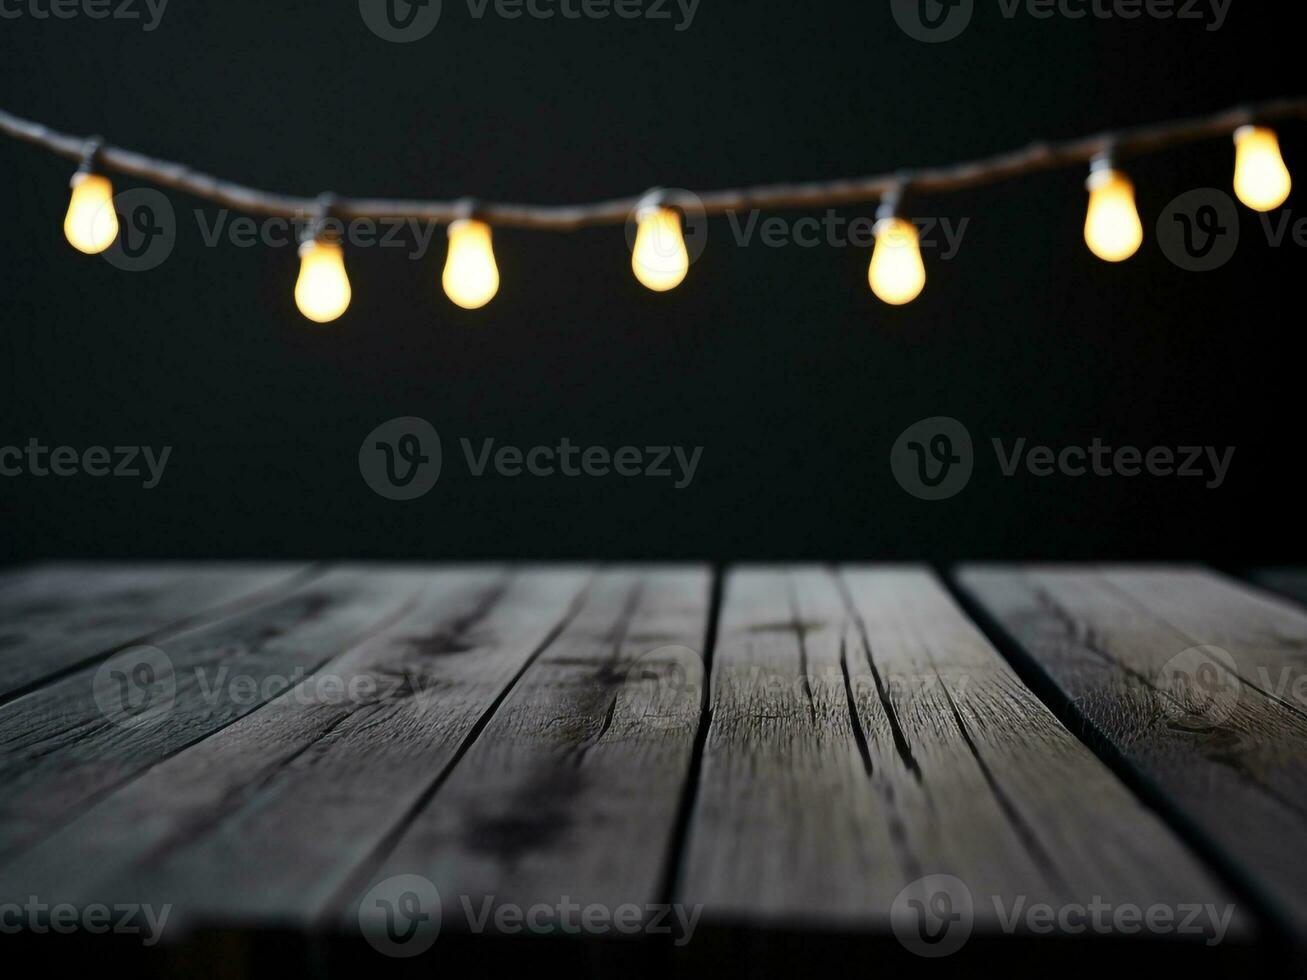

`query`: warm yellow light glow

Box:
[1233,125,1291,212]
[63,172,119,254]
[1084,167,1143,262]
[294,239,351,323]
[868,217,926,305]
[442,219,499,309]
[631,206,689,292]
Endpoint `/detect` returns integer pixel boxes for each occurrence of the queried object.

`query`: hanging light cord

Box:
[2,97,1304,229]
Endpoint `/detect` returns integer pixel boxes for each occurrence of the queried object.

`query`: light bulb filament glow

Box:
[442,219,500,309]
[1233,125,1291,212]
[63,172,119,255]
[1084,166,1143,262]
[631,205,689,292]
[294,238,352,323]
[868,217,926,305]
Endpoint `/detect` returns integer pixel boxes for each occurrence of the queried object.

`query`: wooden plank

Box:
[678,566,1239,943]
[677,566,898,926]
[0,565,428,868]
[0,567,594,927]
[0,562,312,700]
[955,564,1307,936]
[344,566,711,940]
[1096,567,1307,704]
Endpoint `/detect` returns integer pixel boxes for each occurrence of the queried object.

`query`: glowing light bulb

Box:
[631,205,689,292]
[63,172,119,254]
[1084,164,1143,262]
[868,216,926,305]
[442,219,499,309]
[294,239,351,323]
[1233,125,1291,212]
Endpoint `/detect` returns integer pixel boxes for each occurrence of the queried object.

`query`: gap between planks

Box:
[0,562,1275,957]
[952,563,1307,946]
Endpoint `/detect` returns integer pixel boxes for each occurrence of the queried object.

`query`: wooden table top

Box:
[1,563,1304,976]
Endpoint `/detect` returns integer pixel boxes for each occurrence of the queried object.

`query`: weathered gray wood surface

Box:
[677,566,1239,938]
[0,566,424,867]
[1,566,597,926]
[0,563,310,700]
[955,564,1307,935]
[349,566,711,934]
[2,561,1298,962]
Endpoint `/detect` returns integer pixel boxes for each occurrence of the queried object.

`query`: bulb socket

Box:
[1086,152,1125,191]
[874,182,912,236]
[875,186,906,223]
[72,136,107,183]
[1233,123,1268,145]
[634,188,675,223]
[301,193,344,246]
[449,197,489,227]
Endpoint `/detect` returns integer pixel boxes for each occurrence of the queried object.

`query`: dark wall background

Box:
[0,1,1300,561]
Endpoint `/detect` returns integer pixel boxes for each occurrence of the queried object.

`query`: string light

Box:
[442,213,500,309]
[0,98,1298,321]
[63,138,118,255]
[868,186,925,305]
[1233,125,1292,211]
[1083,154,1143,263]
[295,239,351,323]
[631,193,690,292]
[294,196,351,323]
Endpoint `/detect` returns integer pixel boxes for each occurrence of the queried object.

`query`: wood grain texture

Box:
[347,566,711,934]
[1097,567,1307,704]
[0,567,594,927]
[955,564,1307,935]
[0,565,426,869]
[676,566,899,927]
[0,562,1278,967]
[0,563,311,700]
[677,566,1238,938]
